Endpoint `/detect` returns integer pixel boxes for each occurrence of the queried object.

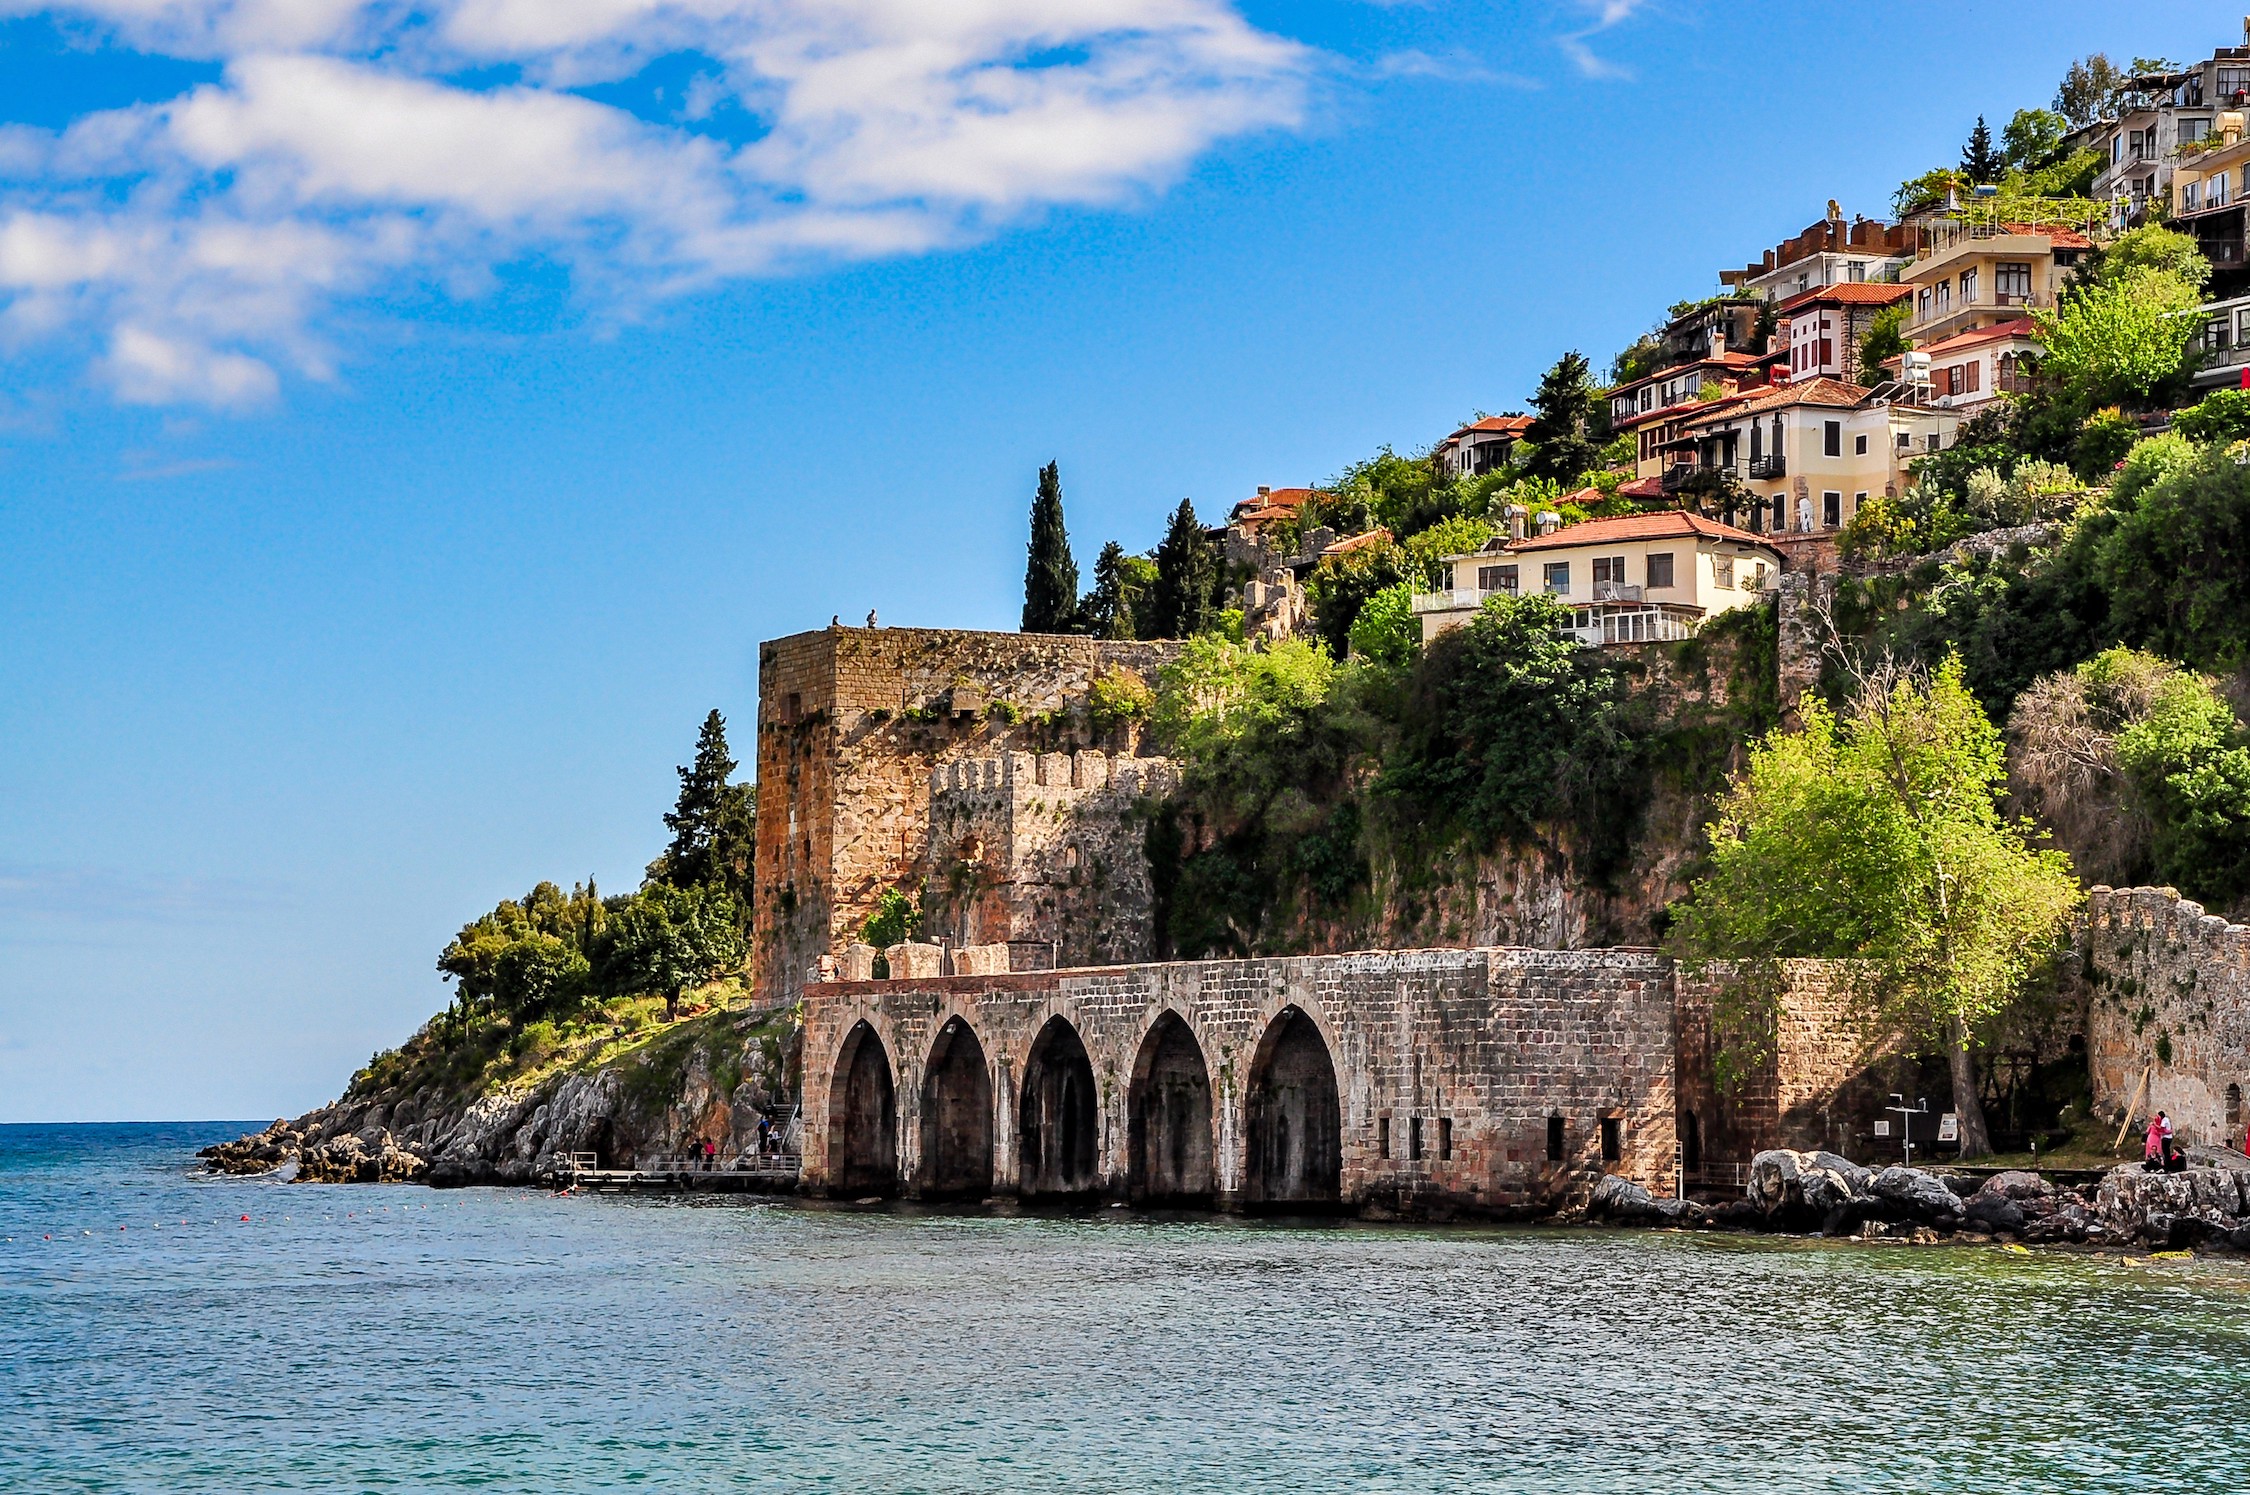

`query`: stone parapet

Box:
[2083,885,2250,1150]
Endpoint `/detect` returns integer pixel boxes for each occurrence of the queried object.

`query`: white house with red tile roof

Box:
[1433,415,1532,478]
[1227,485,1330,539]
[1901,318,2039,410]
[1668,378,1958,536]
[1606,355,1775,478]
[1774,281,1911,383]
[1902,218,2095,347]
[1409,511,1782,647]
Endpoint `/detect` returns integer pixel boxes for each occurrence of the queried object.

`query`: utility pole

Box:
[1886,1093,1930,1168]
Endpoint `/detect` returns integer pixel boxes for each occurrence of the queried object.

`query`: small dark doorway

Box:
[1128,1012,1214,1206]
[830,1021,896,1197]
[1244,1006,1341,1210]
[1681,1110,1702,1173]
[919,1017,993,1200]
[1020,1016,1100,1199]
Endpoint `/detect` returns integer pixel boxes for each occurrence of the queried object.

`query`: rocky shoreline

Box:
[1587,1147,2250,1253]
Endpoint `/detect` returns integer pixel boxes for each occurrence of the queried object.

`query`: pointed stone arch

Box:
[919,1015,993,1200]
[1128,1010,1214,1207]
[829,1020,897,1197]
[1019,1015,1100,1200]
[1244,1004,1341,1209]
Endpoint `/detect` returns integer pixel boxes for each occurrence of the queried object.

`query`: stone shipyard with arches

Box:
[755,622,1880,1216]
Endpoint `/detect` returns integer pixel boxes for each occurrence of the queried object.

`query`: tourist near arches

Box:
[830,1020,897,1198]
[1019,1015,1101,1200]
[919,1015,995,1201]
[1127,1009,1215,1207]
[1243,1004,1342,1211]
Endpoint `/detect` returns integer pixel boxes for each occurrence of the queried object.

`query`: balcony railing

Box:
[1747,454,1785,479]
[1591,581,1643,603]
[1409,587,1483,615]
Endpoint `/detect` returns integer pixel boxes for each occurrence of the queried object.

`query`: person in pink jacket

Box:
[2145,1114,2166,1162]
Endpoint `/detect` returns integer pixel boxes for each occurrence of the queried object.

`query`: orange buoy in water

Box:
[240,1215,249,1222]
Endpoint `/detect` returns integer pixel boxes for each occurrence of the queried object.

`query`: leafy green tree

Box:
[1671,660,2081,1156]
[1021,460,1080,634]
[2033,268,2200,408]
[2095,225,2211,294]
[2054,54,2126,127]
[2100,444,2250,671]
[1078,540,1153,640]
[437,881,605,1027]
[2174,389,2250,445]
[1303,534,1414,658]
[651,710,755,906]
[1378,593,1642,870]
[596,882,746,1021]
[1150,499,1219,639]
[1858,302,1910,385]
[1960,116,2002,182]
[2002,108,2070,170]
[1348,582,1420,666]
[1894,167,1966,217]
[2115,673,2250,913]
[1522,352,1600,486]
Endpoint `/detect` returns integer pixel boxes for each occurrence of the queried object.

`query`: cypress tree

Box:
[1079,540,1137,640]
[658,710,736,889]
[1151,499,1217,639]
[1021,460,1080,633]
[1522,352,1599,486]
[1960,115,2002,183]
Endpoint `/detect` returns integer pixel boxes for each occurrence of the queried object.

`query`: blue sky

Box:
[2,0,2240,1122]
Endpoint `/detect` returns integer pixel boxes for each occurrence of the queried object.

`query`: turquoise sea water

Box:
[5,1122,2249,1493]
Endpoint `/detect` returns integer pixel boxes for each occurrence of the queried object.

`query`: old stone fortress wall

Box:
[758,622,2250,1215]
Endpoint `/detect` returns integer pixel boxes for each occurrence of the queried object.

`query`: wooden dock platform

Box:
[560,1152,801,1195]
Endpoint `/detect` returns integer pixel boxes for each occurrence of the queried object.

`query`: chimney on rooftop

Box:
[1256,485,1271,496]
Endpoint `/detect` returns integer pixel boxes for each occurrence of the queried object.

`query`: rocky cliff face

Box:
[203,1007,798,1187]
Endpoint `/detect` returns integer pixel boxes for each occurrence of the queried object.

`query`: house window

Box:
[2185,179,2203,212]
[1713,555,1735,589]
[1918,286,1933,320]
[1927,432,1942,452]
[2181,117,2211,146]
[1854,491,1868,519]
[1898,431,1913,450]
[1599,1117,1622,1163]
[1438,1118,1453,1162]
[1817,337,1833,368]
[1847,259,1867,282]
[1647,552,1675,588]
[1822,491,1842,528]
[1546,1115,1565,1161]
[1960,267,1979,304]
[1749,422,1762,461]
[1964,360,1981,393]
[1823,420,1841,457]
[1543,561,1570,595]
[2215,171,2233,208]
[1409,1117,1424,1162]
[1934,281,1951,314]
[1771,496,1786,530]
[1854,433,1868,455]
[1477,564,1518,594]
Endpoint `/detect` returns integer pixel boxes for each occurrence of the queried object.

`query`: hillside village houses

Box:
[1434,415,1532,478]
[1412,511,1781,646]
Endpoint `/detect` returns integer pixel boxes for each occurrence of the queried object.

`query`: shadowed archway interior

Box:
[919,1016,993,1200]
[1128,1011,1214,1206]
[1244,1005,1341,1209]
[1019,1016,1100,1199]
[831,1021,896,1198]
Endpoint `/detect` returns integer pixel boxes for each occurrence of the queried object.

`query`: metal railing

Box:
[1747,454,1785,479]
[1591,581,1643,603]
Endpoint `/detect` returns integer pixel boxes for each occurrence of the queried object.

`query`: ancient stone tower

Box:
[753,624,1177,1003]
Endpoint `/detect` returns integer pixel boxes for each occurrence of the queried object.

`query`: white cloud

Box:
[0,0,1311,405]
[1558,0,1645,80]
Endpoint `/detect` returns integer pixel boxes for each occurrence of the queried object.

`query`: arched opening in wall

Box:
[918,1017,993,1201]
[1020,1016,1100,1200]
[830,1021,897,1198]
[1128,1011,1214,1207]
[1244,1005,1341,1211]
[2229,1084,2243,1134]
[1680,1110,1702,1173]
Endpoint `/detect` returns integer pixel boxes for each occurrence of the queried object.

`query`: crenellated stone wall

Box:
[2083,885,2250,1149]
[923,749,1176,967]
[753,625,1178,1004]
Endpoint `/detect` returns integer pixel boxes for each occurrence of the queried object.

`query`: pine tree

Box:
[1020,460,1080,633]
[1960,115,2001,183]
[1151,499,1217,639]
[1078,540,1137,639]
[1521,352,1599,486]
[657,710,737,890]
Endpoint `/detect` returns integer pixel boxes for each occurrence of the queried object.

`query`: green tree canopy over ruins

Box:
[649,709,756,907]
[1671,659,2082,1157]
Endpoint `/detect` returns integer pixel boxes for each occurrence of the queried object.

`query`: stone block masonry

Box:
[2083,886,2250,1149]
[753,625,1177,1005]
[801,945,1684,1216]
